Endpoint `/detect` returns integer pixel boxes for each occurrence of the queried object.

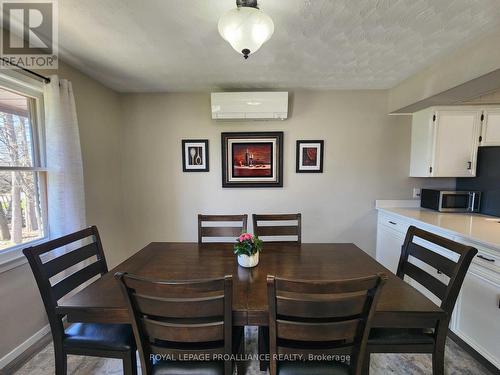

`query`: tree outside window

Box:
[0,86,46,251]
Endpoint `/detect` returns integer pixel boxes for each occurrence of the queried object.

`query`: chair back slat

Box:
[402,262,447,300]
[52,261,107,300]
[116,273,233,375]
[275,275,380,294]
[120,275,225,296]
[277,318,361,342]
[44,242,100,278]
[198,214,248,243]
[201,226,243,238]
[28,227,97,256]
[134,294,224,318]
[256,225,299,237]
[22,226,108,348]
[276,292,367,318]
[253,213,301,243]
[407,242,457,277]
[267,274,387,375]
[141,317,224,343]
[397,226,478,315]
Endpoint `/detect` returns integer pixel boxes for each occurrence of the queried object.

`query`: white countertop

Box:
[378,206,500,250]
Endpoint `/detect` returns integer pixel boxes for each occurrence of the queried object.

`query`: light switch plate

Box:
[413,188,421,199]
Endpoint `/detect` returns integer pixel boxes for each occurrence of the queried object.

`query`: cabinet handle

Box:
[467,161,472,170]
[477,254,495,263]
[388,221,397,225]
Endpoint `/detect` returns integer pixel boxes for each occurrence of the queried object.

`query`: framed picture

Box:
[221,132,283,188]
[182,139,209,172]
[296,140,324,173]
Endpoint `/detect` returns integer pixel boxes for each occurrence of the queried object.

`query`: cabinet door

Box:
[454,268,500,368]
[433,110,481,177]
[376,225,404,273]
[481,109,500,146]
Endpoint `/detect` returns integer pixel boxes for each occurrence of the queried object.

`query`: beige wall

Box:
[120,90,454,256]
[0,72,458,365]
[0,61,127,362]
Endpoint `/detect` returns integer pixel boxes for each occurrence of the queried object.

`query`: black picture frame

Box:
[182,139,209,172]
[296,140,324,173]
[221,132,284,188]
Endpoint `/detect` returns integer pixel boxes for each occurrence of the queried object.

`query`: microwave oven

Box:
[421,189,481,213]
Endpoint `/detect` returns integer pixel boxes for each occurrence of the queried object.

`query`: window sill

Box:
[0,238,48,274]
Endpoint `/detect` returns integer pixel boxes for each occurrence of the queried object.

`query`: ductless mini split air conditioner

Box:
[211,92,288,120]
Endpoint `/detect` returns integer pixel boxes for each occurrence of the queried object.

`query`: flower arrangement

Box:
[234,233,263,256]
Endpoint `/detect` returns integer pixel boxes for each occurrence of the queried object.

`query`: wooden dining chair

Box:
[267,273,387,375]
[23,226,137,375]
[115,273,243,375]
[198,214,248,243]
[252,213,302,243]
[254,213,301,370]
[365,226,477,375]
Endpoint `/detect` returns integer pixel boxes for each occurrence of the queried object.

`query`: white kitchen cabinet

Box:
[481,109,500,146]
[409,107,481,177]
[376,209,500,370]
[376,220,405,273]
[453,266,500,369]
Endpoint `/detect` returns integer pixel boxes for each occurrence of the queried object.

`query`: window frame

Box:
[0,71,48,272]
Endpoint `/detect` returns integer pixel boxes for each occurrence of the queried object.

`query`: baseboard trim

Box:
[448,331,499,374]
[0,324,51,373]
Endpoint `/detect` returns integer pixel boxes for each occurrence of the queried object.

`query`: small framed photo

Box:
[221,132,283,188]
[182,140,209,172]
[296,140,324,173]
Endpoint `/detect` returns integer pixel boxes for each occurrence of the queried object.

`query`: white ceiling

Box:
[58,0,500,92]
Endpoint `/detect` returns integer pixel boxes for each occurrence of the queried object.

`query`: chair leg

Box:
[122,349,138,375]
[258,327,268,371]
[54,349,67,375]
[432,320,448,375]
[361,352,371,375]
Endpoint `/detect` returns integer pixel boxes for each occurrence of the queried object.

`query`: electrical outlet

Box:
[413,188,421,199]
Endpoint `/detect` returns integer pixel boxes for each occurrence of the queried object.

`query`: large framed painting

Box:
[182,139,209,172]
[221,132,283,188]
[296,140,324,173]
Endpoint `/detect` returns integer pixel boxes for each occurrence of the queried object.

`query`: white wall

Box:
[120,90,454,256]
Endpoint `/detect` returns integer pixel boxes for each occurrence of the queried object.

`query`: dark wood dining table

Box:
[57,242,445,330]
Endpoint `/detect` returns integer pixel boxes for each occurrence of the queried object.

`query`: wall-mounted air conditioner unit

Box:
[211,92,288,120]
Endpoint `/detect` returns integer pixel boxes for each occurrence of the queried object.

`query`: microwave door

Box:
[439,193,471,212]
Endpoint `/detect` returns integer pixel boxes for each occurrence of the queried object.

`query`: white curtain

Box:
[44,75,86,242]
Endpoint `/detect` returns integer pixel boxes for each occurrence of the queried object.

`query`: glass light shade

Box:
[218,6,274,58]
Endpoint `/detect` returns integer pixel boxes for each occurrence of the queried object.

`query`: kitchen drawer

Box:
[379,214,410,235]
[456,238,500,275]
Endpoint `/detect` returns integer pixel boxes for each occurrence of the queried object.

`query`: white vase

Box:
[237,252,259,268]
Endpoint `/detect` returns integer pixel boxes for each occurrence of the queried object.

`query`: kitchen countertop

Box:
[378,207,500,251]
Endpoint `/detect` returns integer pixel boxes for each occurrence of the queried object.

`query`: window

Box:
[0,83,47,253]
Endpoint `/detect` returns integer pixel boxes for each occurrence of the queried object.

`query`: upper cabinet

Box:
[410,107,481,177]
[481,109,500,146]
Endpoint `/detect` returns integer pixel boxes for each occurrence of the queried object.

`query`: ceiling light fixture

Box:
[218,0,274,59]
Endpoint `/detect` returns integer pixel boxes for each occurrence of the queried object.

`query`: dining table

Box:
[57,242,445,331]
